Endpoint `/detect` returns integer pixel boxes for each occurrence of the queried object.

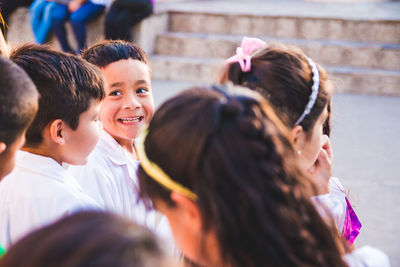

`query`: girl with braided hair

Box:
[135,85,388,267]
[220,38,360,244]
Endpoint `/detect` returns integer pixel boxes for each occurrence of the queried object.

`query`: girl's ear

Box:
[290,125,303,145]
[49,119,66,145]
[0,142,6,155]
[290,125,307,153]
[170,192,202,232]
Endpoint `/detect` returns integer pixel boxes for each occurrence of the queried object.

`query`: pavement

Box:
[152,79,400,266]
[331,93,400,266]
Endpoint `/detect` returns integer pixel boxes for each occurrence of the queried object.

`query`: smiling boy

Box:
[68,41,173,248]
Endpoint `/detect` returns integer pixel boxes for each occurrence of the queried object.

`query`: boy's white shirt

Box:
[68,130,173,245]
[311,176,347,233]
[345,246,391,267]
[0,150,100,248]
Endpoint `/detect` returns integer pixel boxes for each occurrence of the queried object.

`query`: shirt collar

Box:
[97,130,138,167]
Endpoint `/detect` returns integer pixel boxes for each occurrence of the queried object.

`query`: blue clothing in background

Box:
[52,1,105,53]
[30,0,57,44]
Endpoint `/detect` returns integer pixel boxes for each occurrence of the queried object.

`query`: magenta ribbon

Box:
[343,197,362,244]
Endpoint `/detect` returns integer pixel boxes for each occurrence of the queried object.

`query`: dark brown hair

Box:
[220,42,331,136]
[0,211,170,267]
[0,55,38,146]
[82,40,148,68]
[138,85,347,267]
[10,44,105,147]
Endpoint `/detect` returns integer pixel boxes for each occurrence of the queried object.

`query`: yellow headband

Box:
[135,127,198,201]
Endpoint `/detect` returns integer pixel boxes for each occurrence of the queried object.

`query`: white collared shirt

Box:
[68,131,172,242]
[0,151,100,248]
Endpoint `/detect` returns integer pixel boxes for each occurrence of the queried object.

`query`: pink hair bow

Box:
[226,37,266,72]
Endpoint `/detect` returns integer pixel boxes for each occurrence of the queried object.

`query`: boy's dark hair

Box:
[220,43,332,136]
[82,40,148,68]
[138,85,348,267]
[10,44,105,147]
[0,211,169,267]
[0,55,38,146]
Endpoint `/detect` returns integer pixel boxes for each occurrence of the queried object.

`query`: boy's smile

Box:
[117,115,144,124]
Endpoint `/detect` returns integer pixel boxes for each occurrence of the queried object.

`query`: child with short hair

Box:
[0,55,39,257]
[0,56,38,180]
[0,211,175,267]
[0,44,105,248]
[68,40,171,242]
[220,38,361,244]
[136,84,389,267]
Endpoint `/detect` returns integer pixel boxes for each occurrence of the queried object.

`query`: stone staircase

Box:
[149,1,400,95]
[5,0,400,95]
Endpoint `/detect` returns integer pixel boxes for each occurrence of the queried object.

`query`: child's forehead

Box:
[102,60,151,85]
[103,58,149,72]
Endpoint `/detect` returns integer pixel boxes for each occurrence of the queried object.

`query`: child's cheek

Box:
[147,96,155,121]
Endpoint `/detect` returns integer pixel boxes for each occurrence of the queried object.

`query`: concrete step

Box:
[168,6,400,44]
[150,55,221,82]
[150,55,400,95]
[155,32,400,70]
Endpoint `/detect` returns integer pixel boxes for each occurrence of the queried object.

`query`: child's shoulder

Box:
[0,170,99,213]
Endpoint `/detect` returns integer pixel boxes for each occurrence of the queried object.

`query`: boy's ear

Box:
[0,142,6,155]
[49,119,66,145]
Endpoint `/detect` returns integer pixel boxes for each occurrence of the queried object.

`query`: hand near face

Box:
[321,134,332,161]
[308,135,332,195]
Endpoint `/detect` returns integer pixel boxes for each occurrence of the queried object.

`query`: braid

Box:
[138,85,347,267]
[199,87,345,267]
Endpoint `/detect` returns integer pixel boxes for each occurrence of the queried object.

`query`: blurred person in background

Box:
[51,0,111,54]
[105,0,153,42]
[29,0,59,44]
